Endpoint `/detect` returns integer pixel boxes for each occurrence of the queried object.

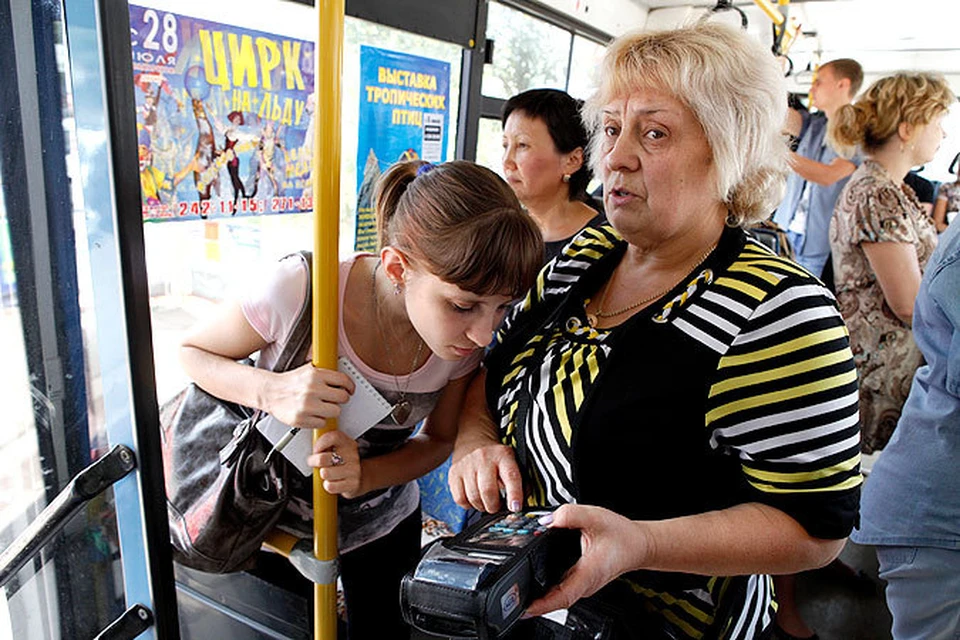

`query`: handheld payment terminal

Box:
[400,509,581,639]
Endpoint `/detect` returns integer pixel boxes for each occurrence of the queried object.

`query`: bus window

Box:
[141,2,463,408]
[567,35,606,100]
[475,116,507,177]
[482,2,572,99]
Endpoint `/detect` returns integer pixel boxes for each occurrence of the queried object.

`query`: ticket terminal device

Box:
[400,510,581,639]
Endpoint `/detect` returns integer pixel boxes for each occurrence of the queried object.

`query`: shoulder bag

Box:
[160,251,312,573]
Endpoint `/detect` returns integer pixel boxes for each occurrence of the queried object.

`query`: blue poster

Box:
[129,5,316,221]
[355,46,451,251]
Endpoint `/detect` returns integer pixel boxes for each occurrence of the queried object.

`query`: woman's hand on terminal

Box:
[525,504,649,616]
[264,362,354,429]
[449,440,524,514]
[308,429,363,498]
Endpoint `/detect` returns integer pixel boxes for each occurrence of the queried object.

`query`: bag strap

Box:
[269,250,314,374]
[220,251,317,463]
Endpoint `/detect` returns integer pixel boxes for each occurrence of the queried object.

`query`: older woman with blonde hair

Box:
[829,73,953,454]
[449,22,862,640]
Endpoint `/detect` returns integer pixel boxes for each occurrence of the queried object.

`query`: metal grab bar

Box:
[0,444,137,588]
[94,603,154,640]
[710,0,749,29]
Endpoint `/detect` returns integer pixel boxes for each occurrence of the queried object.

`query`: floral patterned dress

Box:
[937,180,960,227]
[830,160,938,453]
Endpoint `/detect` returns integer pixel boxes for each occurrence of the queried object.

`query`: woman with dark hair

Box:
[502,88,605,262]
[178,160,543,639]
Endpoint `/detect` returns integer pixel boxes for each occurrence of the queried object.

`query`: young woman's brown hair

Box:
[375,160,544,298]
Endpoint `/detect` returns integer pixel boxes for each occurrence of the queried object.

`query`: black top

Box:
[484,224,862,638]
[904,171,935,205]
[543,212,606,264]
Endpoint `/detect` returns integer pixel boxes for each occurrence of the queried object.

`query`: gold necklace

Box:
[372,261,425,424]
[586,241,718,328]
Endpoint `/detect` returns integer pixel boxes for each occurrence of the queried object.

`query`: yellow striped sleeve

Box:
[726,263,784,286]
[709,349,852,398]
[742,455,860,484]
[714,276,766,301]
[706,369,857,424]
[717,325,849,369]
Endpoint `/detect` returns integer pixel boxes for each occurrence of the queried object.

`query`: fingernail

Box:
[510,500,522,512]
[520,612,533,620]
[538,513,553,526]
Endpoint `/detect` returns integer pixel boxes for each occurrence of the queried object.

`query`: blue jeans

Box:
[876,546,960,640]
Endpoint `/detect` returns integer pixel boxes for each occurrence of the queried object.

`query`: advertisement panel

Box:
[130,4,316,221]
[354,46,451,251]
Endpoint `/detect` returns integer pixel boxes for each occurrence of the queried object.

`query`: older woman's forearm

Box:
[449,368,526,512]
[634,503,844,577]
[453,369,500,453]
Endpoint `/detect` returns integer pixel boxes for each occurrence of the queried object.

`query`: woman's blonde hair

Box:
[830,73,955,157]
[375,160,543,298]
[582,22,789,226]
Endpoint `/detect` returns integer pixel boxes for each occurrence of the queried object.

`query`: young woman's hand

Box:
[263,362,354,429]
[308,430,363,498]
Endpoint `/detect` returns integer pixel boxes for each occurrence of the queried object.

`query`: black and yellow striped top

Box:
[484,224,862,639]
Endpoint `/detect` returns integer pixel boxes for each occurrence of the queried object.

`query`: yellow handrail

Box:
[753,0,785,25]
[752,0,800,54]
[313,0,344,638]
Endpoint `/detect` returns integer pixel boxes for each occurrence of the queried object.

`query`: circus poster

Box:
[130,4,316,222]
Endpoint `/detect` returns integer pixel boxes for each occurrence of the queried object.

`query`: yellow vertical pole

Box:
[752,0,785,25]
[313,0,344,638]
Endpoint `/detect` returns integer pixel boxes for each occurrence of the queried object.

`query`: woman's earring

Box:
[562,174,571,183]
[394,281,402,295]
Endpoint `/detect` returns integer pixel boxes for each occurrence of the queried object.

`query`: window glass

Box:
[482,2,572,99]
[0,169,43,539]
[342,17,463,254]
[475,116,505,177]
[132,4,464,403]
[567,35,606,100]
[2,6,129,636]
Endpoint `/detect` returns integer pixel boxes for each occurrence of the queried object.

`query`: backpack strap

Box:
[269,250,314,374]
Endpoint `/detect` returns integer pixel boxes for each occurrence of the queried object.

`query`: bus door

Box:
[0,0,178,637]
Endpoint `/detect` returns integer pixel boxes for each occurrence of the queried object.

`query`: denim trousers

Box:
[876,545,960,640]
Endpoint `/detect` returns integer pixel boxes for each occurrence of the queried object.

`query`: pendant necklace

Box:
[372,261,425,425]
